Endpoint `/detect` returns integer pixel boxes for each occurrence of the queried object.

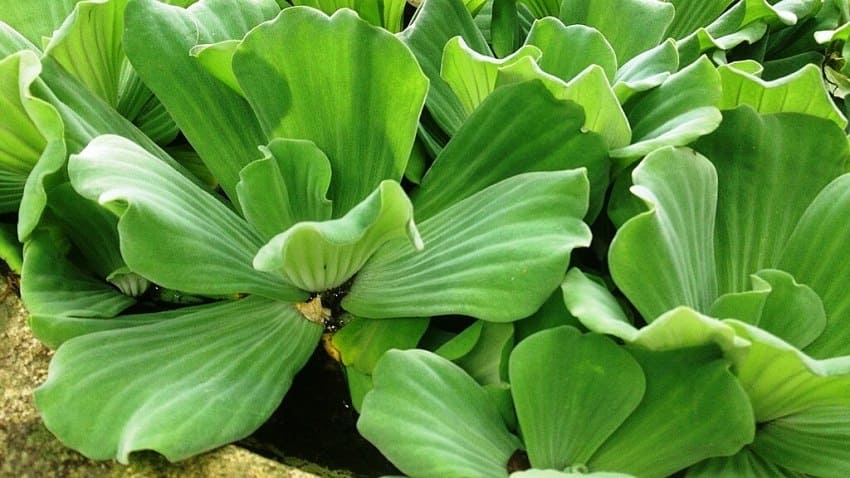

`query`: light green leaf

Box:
[399,0,491,135]
[34,296,322,462]
[728,320,850,421]
[663,0,736,39]
[358,349,521,478]
[517,0,558,18]
[455,322,514,385]
[189,40,242,96]
[431,320,484,360]
[344,170,591,322]
[561,268,634,338]
[779,174,850,357]
[712,269,826,349]
[0,50,66,238]
[717,63,847,128]
[686,447,806,478]
[411,80,608,221]
[332,316,429,374]
[43,0,127,108]
[21,228,135,328]
[0,0,80,45]
[510,326,645,470]
[609,147,719,320]
[611,57,722,162]
[496,60,631,151]
[253,180,421,293]
[236,139,333,242]
[559,0,675,63]
[124,0,279,204]
[589,346,755,478]
[612,40,679,103]
[525,19,617,83]
[290,0,408,32]
[751,406,850,478]
[441,35,542,116]
[693,107,848,295]
[512,471,635,478]
[233,7,428,215]
[69,135,304,302]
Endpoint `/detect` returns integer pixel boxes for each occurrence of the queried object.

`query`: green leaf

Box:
[233,7,428,215]
[727,320,850,422]
[441,35,542,116]
[123,0,278,204]
[358,349,521,478]
[717,63,847,128]
[751,406,850,478]
[332,316,429,374]
[69,134,304,302]
[430,320,484,360]
[525,19,617,83]
[399,0,491,135]
[588,346,755,478]
[501,60,631,152]
[411,80,608,221]
[0,50,66,236]
[344,170,591,322]
[611,57,722,162]
[43,0,127,108]
[686,446,806,478]
[609,147,719,320]
[561,268,634,338]
[455,322,514,385]
[21,228,135,329]
[693,107,848,295]
[289,0,408,32]
[612,40,679,103]
[189,40,242,95]
[512,471,635,478]
[711,269,826,350]
[663,0,736,39]
[510,326,645,470]
[0,0,79,45]
[559,0,675,63]
[778,174,850,357]
[34,296,322,462]
[253,180,421,293]
[236,139,333,242]
[517,0,558,18]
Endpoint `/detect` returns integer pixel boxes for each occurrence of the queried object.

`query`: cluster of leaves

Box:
[2,0,850,477]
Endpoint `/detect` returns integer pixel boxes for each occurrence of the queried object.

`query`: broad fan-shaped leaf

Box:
[236,139,333,241]
[779,174,850,358]
[411,80,608,221]
[558,0,675,63]
[34,296,322,462]
[123,0,278,203]
[510,326,645,470]
[496,59,630,151]
[358,349,521,478]
[588,346,754,478]
[611,57,722,161]
[344,170,591,322]
[441,35,541,117]
[751,406,850,478]
[332,316,429,374]
[69,134,304,301]
[253,180,422,293]
[525,19,617,83]
[609,147,719,321]
[717,63,846,128]
[612,41,679,102]
[233,7,428,215]
[693,107,848,295]
[727,321,850,422]
[710,269,826,350]
[21,228,135,329]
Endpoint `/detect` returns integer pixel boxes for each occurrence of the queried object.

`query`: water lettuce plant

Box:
[1,0,850,476]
